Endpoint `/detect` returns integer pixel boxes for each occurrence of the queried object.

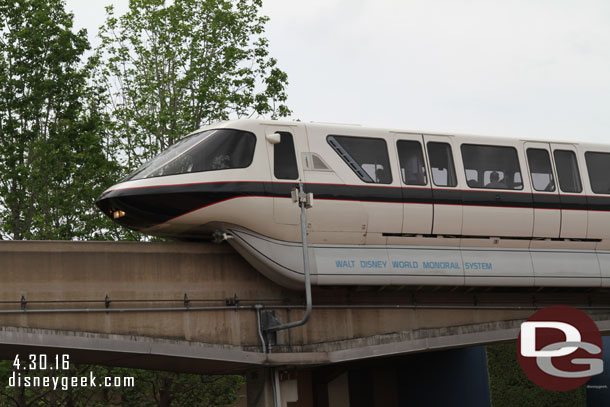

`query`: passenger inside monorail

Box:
[485,171,506,189]
[461,144,522,190]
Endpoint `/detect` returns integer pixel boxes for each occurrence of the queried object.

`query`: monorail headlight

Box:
[112,210,126,219]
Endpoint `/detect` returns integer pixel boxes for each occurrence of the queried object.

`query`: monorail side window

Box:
[427,142,457,187]
[526,149,556,192]
[460,144,523,190]
[327,135,392,184]
[585,152,610,194]
[397,140,427,185]
[553,150,582,193]
[274,132,299,180]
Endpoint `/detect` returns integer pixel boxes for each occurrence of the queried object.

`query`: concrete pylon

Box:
[247,369,275,407]
[246,368,301,407]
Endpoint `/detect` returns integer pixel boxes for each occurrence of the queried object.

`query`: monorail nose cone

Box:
[95,188,169,231]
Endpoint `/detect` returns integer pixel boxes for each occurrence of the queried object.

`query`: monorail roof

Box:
[196,119,609,149]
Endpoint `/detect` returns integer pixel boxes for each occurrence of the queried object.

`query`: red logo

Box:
[517,305,603,391]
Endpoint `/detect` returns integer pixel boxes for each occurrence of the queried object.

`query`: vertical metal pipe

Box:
[299,180,313,323]
[255,305,267,353]
[272,368,282,407]
[265,180,312,332]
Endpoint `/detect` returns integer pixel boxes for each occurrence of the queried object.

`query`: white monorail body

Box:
[97,120,610,289]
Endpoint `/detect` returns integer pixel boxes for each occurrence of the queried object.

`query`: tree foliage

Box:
[0,0,119,240]
[0,0,291,240]
[97,0,290,170]
[486,342,585,407]
[112,368,244,407]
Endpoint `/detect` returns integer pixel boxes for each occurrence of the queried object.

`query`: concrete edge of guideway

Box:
[2,314,609,373]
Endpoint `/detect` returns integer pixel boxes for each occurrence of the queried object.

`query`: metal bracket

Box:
[184,293,190,309]
[105,294,111,309]
[261,310,280,347]
[226,294,240,307]
[291,188,313,209]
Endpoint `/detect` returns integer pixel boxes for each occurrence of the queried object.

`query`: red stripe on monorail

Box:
[161,195,589,225]
[106,179,602,198]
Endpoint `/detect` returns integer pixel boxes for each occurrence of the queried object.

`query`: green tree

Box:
[0,360,245,407]
[487,342,586,407]
[0,0,120,240]
[97,0,290,171]
[108,368,244,407]
[0,359,111,407]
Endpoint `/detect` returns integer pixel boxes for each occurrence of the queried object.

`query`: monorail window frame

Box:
[460,143,524,191]
[273,131,299,180]
[585,151,610,195]
[326,135,393,184]
[396,139,428,186]
[553,149,583,194]
[426,141,458,188]
[526,148,556,192]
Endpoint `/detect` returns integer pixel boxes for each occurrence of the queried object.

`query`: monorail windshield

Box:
[123,129,256,181]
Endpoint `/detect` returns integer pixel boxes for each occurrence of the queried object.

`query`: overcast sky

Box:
[65,0,610,143]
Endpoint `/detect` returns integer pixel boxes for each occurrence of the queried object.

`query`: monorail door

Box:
[550,143,588,238]
[523,142,560,238]
[422,135,462,235]
[393,133,433,234]
[299,126,369,245]
[264,125,307,231]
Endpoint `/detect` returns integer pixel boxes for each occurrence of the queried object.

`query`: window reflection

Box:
[123,129,256,180]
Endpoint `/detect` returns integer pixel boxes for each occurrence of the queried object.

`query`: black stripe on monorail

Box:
[96,181,610,228]
[586,195,610,212]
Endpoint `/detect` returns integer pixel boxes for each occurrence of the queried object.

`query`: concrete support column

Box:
[246,368,274,407]
[246,368,308,407]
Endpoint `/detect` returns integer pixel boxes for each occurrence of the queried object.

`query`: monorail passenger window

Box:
[585,152,610,194]
[553,150,582,193]
[427,142,457,187]
[460,144,523,190]
[397,140,427,185]
[327,135,392,184]
[526,149,556,192]
[274,132,299,180]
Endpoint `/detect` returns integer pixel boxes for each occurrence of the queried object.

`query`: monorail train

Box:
[96,119,610,289]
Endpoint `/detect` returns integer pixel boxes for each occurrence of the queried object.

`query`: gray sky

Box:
[66,0,610,142]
